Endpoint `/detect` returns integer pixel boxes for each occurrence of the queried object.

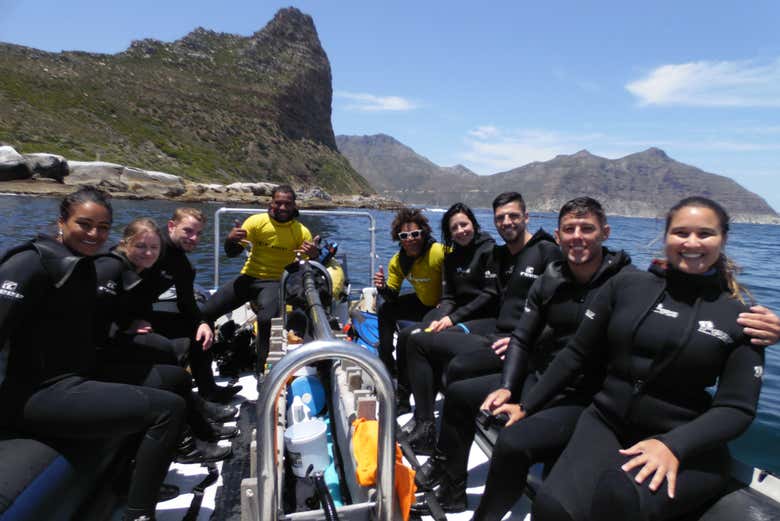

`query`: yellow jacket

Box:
[385,242,445,307]
[239,213,312,280]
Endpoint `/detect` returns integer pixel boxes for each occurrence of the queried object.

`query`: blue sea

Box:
[1,194,778,473]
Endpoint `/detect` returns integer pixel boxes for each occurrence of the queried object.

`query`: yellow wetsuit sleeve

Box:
[385,252,404,292]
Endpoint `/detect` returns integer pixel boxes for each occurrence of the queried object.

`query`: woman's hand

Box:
[373,266,385,289]
[620,439,679,498]
[480,388,512,412]
[427,316,453,332]
[491,337,511,359]
[127,319,153,334]
[196,322,214,351]
[738,305,780,346]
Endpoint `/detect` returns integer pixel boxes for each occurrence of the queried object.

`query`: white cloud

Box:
[461,127,605,173]
[626,58,780,107]
[459,124,780,174]
[468,125,500,139]
[334,91,417,112]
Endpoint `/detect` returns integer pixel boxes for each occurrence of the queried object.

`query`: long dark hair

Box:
[664,196,751,303]
[60,186,113,222]
[441,202,480,246]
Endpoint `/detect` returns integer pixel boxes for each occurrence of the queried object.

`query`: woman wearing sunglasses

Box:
[401,202,500,451]
[373,207,446,404]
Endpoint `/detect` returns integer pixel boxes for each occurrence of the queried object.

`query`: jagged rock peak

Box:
[572,149,594,158]
[176,27,241,50]
[252,7,319,44]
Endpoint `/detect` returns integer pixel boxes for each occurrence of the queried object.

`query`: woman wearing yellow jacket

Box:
[373,208,445,396]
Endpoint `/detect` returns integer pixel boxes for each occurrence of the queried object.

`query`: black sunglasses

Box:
[398,230,423,241]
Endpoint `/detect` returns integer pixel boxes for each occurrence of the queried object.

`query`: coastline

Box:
[0,178,404,210]
[1,178,777,224]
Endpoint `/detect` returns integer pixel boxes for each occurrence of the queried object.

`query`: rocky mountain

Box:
[336,134,481,199]
[337,135,777,222]
[0,8,373,194]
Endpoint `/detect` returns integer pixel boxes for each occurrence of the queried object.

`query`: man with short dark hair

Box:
[202,185,320,374]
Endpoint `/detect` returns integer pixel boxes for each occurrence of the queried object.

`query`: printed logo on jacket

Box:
[696,321,733,344]
[0,280,24,300]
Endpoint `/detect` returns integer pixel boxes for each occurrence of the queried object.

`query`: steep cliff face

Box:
[338,135,777,222]
[0,8,372,194]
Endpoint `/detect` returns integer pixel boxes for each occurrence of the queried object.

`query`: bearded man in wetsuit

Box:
[202,185,320,376]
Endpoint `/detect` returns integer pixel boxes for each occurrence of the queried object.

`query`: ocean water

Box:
[0,195,777,473]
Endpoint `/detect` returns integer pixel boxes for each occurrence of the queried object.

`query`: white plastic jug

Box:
[284,416,329,478]
[287,395,311,425]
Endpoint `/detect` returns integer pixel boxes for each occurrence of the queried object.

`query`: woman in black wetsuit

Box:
[520,197,765,521]
[0,188,186,521]
[94,219,237,450]
[402,203,498,452]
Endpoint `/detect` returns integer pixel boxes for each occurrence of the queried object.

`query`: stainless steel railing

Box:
[253,260,395,521]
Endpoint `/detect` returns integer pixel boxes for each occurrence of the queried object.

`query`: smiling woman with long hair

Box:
[0,187,187,521]
[516,196,764,521]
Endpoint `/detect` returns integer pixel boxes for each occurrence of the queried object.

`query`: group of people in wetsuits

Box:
[0,184,319,521]
[372,192,780,521]
[1,183,778,521]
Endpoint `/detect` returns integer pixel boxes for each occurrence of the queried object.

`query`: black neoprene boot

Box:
[414,450,447,490]
[410,471,467,515]
[407,419,436,455]
[175,435,231,464]
[192,392,238,422]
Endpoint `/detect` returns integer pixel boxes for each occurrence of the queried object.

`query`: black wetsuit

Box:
[405,229,561,423]
[93,252,218,441]
[139,230,218,394]
[437,231,499,323]
[94,252,188,366]
[451,249,633,521]
[393,231,498,397]
[526,265,763,521]
[0,236,186,516]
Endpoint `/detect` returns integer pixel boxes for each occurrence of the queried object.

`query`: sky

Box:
[1,1,779,210]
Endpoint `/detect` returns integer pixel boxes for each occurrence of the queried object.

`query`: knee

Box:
[156,364,192,394]
[532,490,575,521]
[444,358,468,385]
[590,469,641,521]
[492,431,532,468]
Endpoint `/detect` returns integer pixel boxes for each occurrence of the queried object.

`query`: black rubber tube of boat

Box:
[312,473,341,521]
[302,262,334,341]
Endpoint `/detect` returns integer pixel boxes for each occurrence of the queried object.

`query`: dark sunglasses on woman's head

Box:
[398,230,423,241]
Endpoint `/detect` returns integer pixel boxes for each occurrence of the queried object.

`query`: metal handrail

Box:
[212,208,377,290]
[255,340,396,521]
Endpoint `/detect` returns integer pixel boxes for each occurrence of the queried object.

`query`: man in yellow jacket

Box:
[373,207,445,399]
[203,185,320,373]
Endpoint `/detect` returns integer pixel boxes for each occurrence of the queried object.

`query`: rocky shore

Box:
[0,146,401,210]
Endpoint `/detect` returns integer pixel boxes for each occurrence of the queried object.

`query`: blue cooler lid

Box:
[288,375,326,415]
